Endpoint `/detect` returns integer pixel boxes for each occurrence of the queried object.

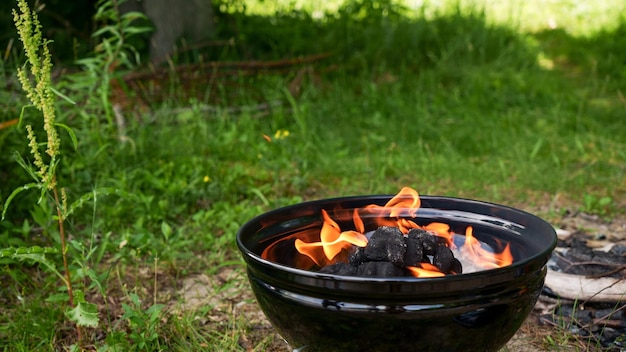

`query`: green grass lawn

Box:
[1,0,625,350]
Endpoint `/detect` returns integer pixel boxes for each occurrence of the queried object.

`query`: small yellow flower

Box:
[274,129,290,140]
[203,175,210,183]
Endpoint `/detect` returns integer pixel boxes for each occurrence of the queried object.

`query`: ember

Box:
[262,187,513,277]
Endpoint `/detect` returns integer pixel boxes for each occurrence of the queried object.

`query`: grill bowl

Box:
[236,195,557,352]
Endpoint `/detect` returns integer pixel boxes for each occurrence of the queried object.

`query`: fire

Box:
[290,187,514,277]
[363,187,421,232]
[461,226,513,269]
[295,209,368,266]
[406,263,446,278]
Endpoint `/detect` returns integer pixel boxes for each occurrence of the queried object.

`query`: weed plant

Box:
[0,0,625,350]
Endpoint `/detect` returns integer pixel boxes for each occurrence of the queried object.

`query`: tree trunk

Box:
[121,0,215,64]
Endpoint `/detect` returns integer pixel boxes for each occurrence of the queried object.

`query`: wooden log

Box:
[545,269,626,302]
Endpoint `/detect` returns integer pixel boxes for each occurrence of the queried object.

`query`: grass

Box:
[1,0,625,350]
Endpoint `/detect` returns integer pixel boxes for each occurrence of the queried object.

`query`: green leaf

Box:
[599,196,613,206]
[129,292,141,306]
[74,289,86,302]
[67,290,99,327]
[55,122,78,151]
[66,300,99,328]
[250,188,270,206]
[93,26,121,39]
[17,104,35,129]
[13,151,40,181]
[69,239,86,253]
[46,292,69,303]
[84,267,105,294]
[147,304,164,323]
[66,186,136,219]
[123,27,153,35]
[120,11,148,21]
[2,182,42,220]
[50,87,76,105]
[0,246,65,284]
[0,246,58,258]
[161,221,172,241]
[529,138,543,160]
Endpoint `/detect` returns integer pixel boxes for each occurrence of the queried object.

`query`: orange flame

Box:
[352,208,365,233]
[290,187,514,276]
[461,226,513,269]
[422,222,455,247]
[364,187,420,221]
[407,263,446,278]
[295,209,368,266]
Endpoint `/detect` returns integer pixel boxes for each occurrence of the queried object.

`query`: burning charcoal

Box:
[407,228,437,255]
[404,234,424,267]
[349,247,367,266]
[450,258,463,274]
[356,261,405,277]
[433,244,456,273]
[364,226,406,267]
[319,225,464,278]
[318,263,357,276]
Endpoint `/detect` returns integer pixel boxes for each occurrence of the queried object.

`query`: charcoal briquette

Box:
[594,308,624,321]
[318,263,357,276]
[356,261,405,277]
[557,305,574,317]
[433,244,455,273]
[364,226,406,267]
[408,228,437,255]
[318,225,464,278]
[349,247,367,266]
[404,235,424,267]
[450,258,463,274]
[573,310,593,325]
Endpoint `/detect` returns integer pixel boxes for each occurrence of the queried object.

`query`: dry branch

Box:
[124,53,333,82]
[545,269,626,302]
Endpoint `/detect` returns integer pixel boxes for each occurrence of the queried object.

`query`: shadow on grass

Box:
[201,1,625,203]
[534,21,626,86]
[211,1,539,72]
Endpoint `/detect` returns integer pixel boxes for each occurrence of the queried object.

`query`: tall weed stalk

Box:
[2,0,152,348]
[1,0,98,346]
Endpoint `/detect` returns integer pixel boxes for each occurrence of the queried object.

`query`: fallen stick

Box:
[0,118,18,130]
[124,53,333,82]
[545,269,626,302]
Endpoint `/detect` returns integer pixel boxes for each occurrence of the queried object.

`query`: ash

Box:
[540,228,626,350]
